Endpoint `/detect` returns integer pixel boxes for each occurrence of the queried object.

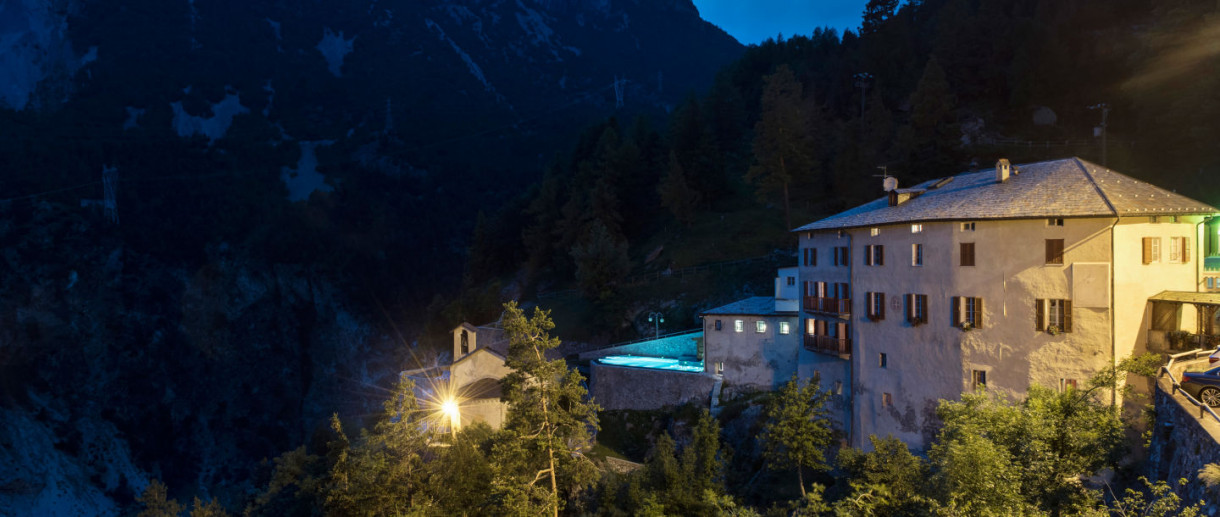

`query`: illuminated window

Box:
[971,370,987,390]
[734,320,743,333]
[911,224,923,233]
[960,222,976,232]
[912,243,923,266]
[870,227,880,237]
[779,321,790,335]
[756,320,767,333]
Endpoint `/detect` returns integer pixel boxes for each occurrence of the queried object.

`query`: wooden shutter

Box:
[879,293,886,320]
[1183,238,1190,263]
[1036,299,1045,331]
[906,294,914,321]
[952,296,961,327]
[976,298,984,328]
[877,245,885,265]
[844,247,850,266]
[1046,240,1064,264]
[1063,300,1072,332]
[812,248,818,266]
[961,243,975,266]
[1143,237,1153,264]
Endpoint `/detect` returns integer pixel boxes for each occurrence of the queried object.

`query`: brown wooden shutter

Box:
[1143,237,1152,264]
[906,294,914,321]
[878,245,885,265]
[1063,300,1072,332]
[976,298,984,328]
[844,247,850,266]
[1036,299,1045,331]
[952,296,961,327]
[879,293,886,320]
[1183,238,1190,263]
[1045,240,1053,264]
[812,248,818,266]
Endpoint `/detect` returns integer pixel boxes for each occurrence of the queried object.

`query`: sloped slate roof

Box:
[794,158,1217,232]
[702,296,792,316]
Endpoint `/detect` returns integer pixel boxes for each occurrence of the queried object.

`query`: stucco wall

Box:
[451,348,511,390]
[460,398,505,429]
[797,348,852,434]
[702,314,800,392]
[1148,375,1220,509]
[1114,217,1205,360]
[590,363,717,410]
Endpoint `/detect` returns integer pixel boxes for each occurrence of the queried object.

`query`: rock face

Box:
[0,205,397,512]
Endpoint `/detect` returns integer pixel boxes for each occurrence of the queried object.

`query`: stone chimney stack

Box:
[996,158,1011,183]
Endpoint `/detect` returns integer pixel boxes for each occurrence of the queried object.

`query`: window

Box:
[1047,218,1064,226]
[864,244,884,266]
[953,296,983,328]
[834,381,843,395]
[906,294,928,325]
[833,246,850,266]
[786,276,796,286]
[779,321,790,335]
[1035,299,1073,333]
[882,392,893,407]
[867,292,886,320]
[1045,239,1065,265]
[756,320,767,333]
[971,370,987,391]
[715,319,722,331]
[960,222,976,231]
[1150,216,1160,224]
[1142,237,1161,264]
[803,248,817,266]
[460,330,469,355]
[870,227,880,237]
[715,362,725,374]
[960,242,976,267]
[911,223,923,233]
[1168,237,1190,263]
[734,320,744,333]
[1060,378,1078,392]
[879,353,888,368]
[912,243,923,266]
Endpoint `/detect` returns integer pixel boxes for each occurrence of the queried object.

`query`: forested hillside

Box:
[455,0,1220,339]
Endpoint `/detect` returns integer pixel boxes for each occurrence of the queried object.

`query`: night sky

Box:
[692,0,869,45]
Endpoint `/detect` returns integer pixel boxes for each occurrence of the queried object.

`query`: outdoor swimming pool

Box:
[597,355,705,373]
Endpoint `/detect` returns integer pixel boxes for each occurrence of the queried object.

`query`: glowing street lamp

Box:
[647,311,664,339]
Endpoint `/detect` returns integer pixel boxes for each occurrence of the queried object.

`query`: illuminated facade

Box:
[793,158,1219,449]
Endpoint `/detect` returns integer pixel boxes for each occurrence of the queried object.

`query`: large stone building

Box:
[790,157,1220,448]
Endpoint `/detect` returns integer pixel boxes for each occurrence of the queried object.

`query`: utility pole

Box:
[1089,103,1110,167]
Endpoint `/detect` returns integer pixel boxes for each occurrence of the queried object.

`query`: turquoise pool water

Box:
[598,355,704,372]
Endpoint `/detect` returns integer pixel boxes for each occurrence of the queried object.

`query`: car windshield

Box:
[1208,366,1220,376]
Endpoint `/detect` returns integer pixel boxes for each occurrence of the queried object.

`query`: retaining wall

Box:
[1148,374,1220,511]
[590,363,717,410]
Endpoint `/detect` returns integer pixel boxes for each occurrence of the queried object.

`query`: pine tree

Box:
[493,301,599,517]
[900,55,960,181]
[748,64,815,230]
[759,374,833,497]
[658,150,700,226]
[569,221,630,302]
[861,0,900,34]
[137,480,184,517]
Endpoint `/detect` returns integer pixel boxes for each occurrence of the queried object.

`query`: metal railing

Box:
[804,296,851,315]
[1158,348,1220,425]
[804,334,851,357]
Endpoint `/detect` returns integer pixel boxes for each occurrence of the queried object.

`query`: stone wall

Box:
[579,331,702,361]
[1147,375,1220,510]
[590,363,718,410]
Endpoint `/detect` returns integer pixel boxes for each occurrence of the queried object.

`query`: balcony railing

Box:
[804,296,851,316]
[804,334,851,357]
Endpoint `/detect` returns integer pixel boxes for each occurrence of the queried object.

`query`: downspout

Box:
[1108,216,1120,407]
[846,230,856,447]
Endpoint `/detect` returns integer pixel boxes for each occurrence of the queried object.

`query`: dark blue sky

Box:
[692,0,869,45]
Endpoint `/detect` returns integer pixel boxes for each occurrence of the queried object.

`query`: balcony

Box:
[804,334,851,358]
[804,296,851,316]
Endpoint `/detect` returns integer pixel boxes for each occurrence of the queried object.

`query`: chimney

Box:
[996,158,1011,183]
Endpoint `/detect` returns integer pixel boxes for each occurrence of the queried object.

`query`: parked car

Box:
[1180,366,1220,407]
[1210,346,1220,364]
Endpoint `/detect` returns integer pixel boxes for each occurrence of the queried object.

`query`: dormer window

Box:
[911,224,923,233]
[960,222,976,232]
[870,227,880,237]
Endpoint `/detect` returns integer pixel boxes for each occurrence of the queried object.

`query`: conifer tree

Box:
[759,374,833,496]
[900,55,960,180]
[569,221,630,302]
[748,65,815,230]
[137,480,184,517]
[493,301,599,517]
[658,150,700,226]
